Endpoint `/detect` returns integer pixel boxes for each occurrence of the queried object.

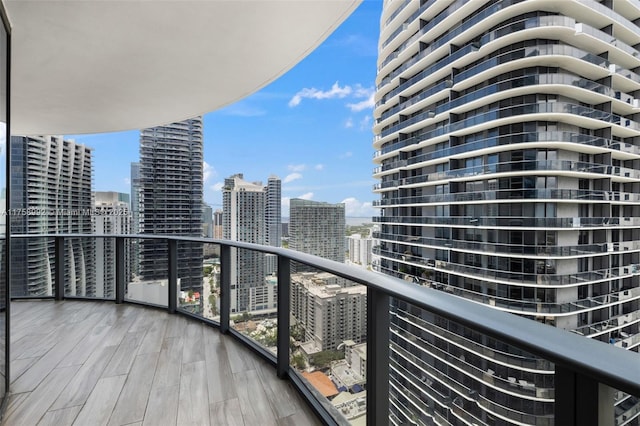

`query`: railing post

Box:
[366,287,389,426]
[168,239,177,314]
[219,244,231,334]
[115,237,125,304]
[555,365,615,426]
[276,255,290,379]
[54,236,65,300]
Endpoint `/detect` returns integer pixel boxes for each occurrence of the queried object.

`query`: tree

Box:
[309,350,344,369]
[292,353,306,370]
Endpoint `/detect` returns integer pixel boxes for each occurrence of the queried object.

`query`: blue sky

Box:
[69,1,382,218]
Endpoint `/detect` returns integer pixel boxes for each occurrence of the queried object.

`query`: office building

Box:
[93,191,132,297]
[373,1,640,424]
[138,118,204,292]
[10,136,95,297]
[289,199,346,272]
[223,173,266,313]
[291,272,367,354]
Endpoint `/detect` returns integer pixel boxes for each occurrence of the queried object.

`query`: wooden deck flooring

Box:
[3,300,321,426]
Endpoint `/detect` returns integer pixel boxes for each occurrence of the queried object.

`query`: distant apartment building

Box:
[291,272,366,354]
[129,162,141,279]
[248,275,278,314]
[10,136,95,297]
[223,173,266,313]
[289,199,345,272]
[212,209,223,238]
[202,202,213,238]
[93,191,132,297]
[346,234,373,268]
[265,175,282,247]
[264,176,282,275]
[138,118,204,293]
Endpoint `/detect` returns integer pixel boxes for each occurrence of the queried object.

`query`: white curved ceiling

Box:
[5,0,361,135]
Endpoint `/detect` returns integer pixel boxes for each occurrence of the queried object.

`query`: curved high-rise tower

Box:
[373,1,640,424]
[139,117,204,293]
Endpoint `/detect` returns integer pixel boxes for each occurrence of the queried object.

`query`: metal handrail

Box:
[11,233,640,425]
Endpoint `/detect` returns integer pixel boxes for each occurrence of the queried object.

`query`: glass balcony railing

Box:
[8,233,640,426]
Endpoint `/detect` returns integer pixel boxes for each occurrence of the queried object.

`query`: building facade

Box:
[130,162,141,279]
[291,272,367,354]
[93,191,132,298]
[290,199,346,271]
[138,118,204,293]
[265,175,282,247]
[10,136,95,297]
[202,202,213,238]
[222,174,266,313]
[347,233,374,268]
[213,209,223,239]
[373,1,640,424]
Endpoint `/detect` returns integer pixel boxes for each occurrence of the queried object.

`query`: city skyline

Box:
[67,1,382,218]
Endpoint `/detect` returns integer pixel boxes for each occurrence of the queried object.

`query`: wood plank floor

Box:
[3,300,321,426]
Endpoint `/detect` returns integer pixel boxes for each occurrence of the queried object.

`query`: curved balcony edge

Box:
[8,233,640,424]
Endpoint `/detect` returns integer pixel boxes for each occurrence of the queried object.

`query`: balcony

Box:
[4,300,318,426]
[4,234,640,426]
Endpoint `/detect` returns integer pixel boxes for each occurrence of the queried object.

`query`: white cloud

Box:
[283,172,303,183]
[211,182,224,191]
[299,192,314,200]
[341,197,377,218]
[339,151,353,159]
[359,115,372,131]
[282,193,314,214]
[347,93,375,112]
[287,164,306,172]
[353,85,374,98]
[281,197,291,212]
[314,164,324,171]
[203,161,217,183]
[344,118,354,128]
[288,81,353,107]
[124,177,131,185]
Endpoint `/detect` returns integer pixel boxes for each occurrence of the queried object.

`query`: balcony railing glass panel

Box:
[229,247,279,357]
[288,262,368,425]
[125,237,169,308]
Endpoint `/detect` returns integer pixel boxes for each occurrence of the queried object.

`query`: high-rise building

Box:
[373,1,640,424]
[10,136,95,297]
[138,118,204,293]
[346,233,373,268]
[93,191,132,297]
[212,209,223,239]
[264,175,282,275]
[223,173,266,313]
[202,202,213,238]
[265,175,282,247]
[130,162,141,279]
[289,199,345,271]
[291,272,367,354]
